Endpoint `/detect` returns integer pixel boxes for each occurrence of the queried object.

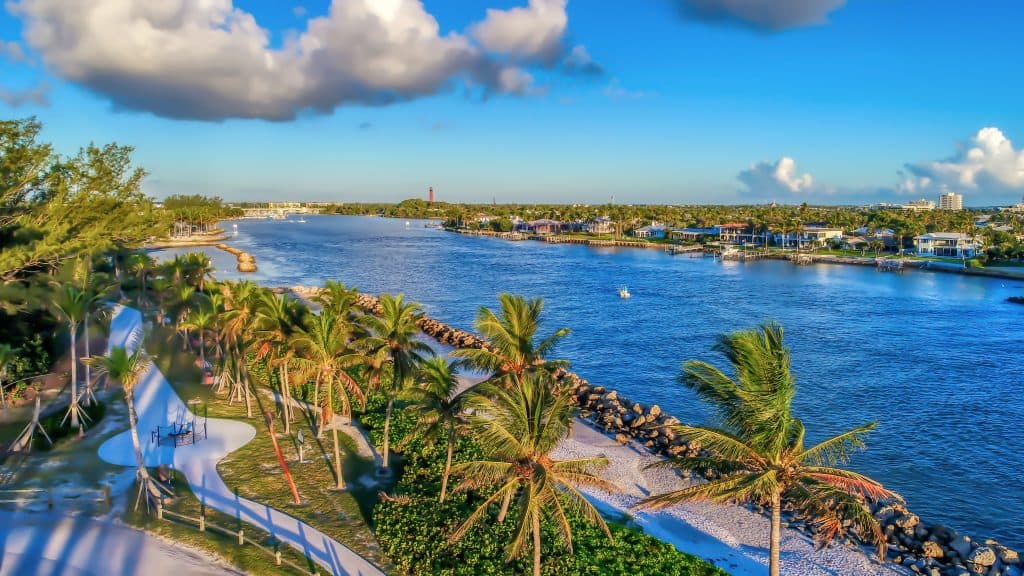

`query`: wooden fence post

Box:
[102,485,111,510]
[199,506,206,532]
[47,489,53,510]
[157,501,164,520]
[237,529,244,545]
[275,550,282,566]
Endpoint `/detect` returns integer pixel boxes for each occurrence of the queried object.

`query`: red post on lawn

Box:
[265,411,301,505]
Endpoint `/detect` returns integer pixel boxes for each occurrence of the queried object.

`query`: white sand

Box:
[554,420,911,576]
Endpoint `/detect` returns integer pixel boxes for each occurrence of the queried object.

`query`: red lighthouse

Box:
[428,187,435,204]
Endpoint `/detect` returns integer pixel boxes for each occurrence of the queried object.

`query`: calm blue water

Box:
[160,215,1024,548]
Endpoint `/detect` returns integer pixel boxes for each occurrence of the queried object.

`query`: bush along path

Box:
[96,304,384,576]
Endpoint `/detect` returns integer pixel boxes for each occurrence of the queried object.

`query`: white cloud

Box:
[0,81,49,107]
[673,0,846,31]
[562,44,603,75]
[471,0,567,63]
[738,156,814,195]
[602,78,648,101]
[902,127,1024,197]
[8,0,558,121]
[0,40,26,62]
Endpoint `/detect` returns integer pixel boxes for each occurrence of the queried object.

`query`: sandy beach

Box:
[554,420,911,576]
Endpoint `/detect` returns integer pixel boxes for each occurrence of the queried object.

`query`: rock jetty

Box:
[285,284,1022,576]
[215,243,257,273]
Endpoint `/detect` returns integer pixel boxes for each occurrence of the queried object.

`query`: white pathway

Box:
[0,510,239,576]
[97,305,383,576]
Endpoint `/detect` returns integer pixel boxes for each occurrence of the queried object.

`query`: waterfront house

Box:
[713,223,752,244]
[843,236,868,251]
[633,224,667,239]
[525,219,561,235]
[587,216,615,235]
[914,232,981,258]
[669,227,714,242]
[772,225,844,249]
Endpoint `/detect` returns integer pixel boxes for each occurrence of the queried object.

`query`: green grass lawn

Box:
[144,323,392,572]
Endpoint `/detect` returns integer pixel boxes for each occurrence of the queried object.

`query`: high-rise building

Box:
[938,191,963,210]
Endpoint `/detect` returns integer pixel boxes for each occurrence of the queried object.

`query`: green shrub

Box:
[372,409,728,576]
[33,400,107,450]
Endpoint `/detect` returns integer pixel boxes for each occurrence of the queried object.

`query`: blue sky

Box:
[2,1,1023,206]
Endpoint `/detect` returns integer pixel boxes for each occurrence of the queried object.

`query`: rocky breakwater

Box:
[286,285,1023,575]
[562,372,1022,576]
[215,243,257,273]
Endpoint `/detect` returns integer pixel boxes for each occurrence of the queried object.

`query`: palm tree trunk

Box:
[498,490,512,522]
[126,395,154,511]
[329,383,345,490]
[381,392,394,472]
[199,331,205,368]
[282,363,291,435]
[770,488,782,576]
[69,324,80,432]
[83,317,92,406]
[532,509,542,576]
[440,424,454,503]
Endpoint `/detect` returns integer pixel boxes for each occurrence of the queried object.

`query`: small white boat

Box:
[297,217,306,223]
[405,221,411,228]
[618,287,631,299]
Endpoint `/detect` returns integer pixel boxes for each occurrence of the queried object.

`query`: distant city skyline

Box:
[2,1,1024,206]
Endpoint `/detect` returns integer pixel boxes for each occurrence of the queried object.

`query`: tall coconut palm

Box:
[293,313,366,490]
[180,302,215,369]
[451,373,616,576]
[49,282,89,433]
[636,323,899,576]
[218,281,259,416]
[86,346,163,510]
[0,344,18,408]
[184,252,214,291]
[451,293,569,388]
[401,356,470,503]
[78,264,115,407]
[253,291,306,434]
[127,252,155,308]
[358,293,432,473]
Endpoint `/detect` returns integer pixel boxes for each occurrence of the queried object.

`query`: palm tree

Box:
[451,374,616,576]
[401,356,469,502]
[358,293,432,473]
[49,282,89,433]
[293,313,366,490]
[180,303,215,369]
[127,252,154,307]
[451,293,569,388]
[184,252,214,291]
[218,281,259,416]
[87,346,163,510]
[253,291,306,434]
[0,344,18,408]
[637,323,899,576]
[79,264,114,407]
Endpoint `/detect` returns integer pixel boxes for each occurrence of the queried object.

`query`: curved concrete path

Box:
[97,305,383,576]
[0,510,239,576]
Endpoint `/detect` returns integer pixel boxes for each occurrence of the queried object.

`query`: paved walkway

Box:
[0,510,239,576]
[97,305,383,576]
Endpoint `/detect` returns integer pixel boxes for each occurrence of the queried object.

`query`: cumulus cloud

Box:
[901,127,1024,198]
[1,40,27,62]
[673,0,847,31]
[471,0,567,64]
[0,81,49,107]
[562,45,603,75]
[8,0,564,121]
[738,157,814,195]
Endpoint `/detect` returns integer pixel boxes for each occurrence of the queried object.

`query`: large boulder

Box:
[967,547,996,567]
[949,535,973,559]
[920,541,944,559]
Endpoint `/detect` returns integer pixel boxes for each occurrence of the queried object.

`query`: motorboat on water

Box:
[618,287,631,299]
[297,217,307,223]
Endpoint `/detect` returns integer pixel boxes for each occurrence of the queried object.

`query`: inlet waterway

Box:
[158,214,1024,549]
